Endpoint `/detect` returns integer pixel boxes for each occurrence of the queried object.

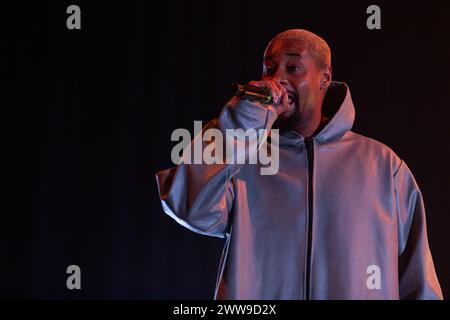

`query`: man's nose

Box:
[270,70,288,86]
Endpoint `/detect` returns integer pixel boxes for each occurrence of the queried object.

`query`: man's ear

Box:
[320,65,332,90]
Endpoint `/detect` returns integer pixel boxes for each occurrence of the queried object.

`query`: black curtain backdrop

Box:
[2,0,450,299]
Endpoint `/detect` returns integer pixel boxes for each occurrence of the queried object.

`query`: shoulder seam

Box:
[393,159,404,177]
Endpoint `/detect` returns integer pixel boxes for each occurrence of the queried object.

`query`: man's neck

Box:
[293,112,322,138]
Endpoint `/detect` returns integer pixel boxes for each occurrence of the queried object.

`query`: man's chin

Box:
[278,104,297,119]
[273,104,302,132]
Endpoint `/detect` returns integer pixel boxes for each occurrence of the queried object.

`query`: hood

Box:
[276,81,356,146]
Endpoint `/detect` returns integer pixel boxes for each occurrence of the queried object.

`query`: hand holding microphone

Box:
[231,80,290,115]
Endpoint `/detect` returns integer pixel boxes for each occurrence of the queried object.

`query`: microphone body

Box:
[231,83,272,104]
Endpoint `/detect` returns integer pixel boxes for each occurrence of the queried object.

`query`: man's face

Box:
[263,38,328,119]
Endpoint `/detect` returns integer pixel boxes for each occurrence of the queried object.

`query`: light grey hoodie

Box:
[156,81,443,300]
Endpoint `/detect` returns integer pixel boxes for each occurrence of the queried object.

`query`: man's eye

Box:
[287,65,299,73]
[264,67,274,75]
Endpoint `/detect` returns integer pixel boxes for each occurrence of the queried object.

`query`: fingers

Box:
[272,80,289,108]
[281,90,289,107]
[248,80,288,107]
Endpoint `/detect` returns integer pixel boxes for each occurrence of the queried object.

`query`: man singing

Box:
[156,29,443,299]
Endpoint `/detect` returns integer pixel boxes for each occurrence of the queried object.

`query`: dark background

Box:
[2,0,450,299]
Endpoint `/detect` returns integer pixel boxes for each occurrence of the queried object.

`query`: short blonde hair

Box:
[266,29,331,69]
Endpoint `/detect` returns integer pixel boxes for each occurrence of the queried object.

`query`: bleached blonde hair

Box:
[265,29,331,69]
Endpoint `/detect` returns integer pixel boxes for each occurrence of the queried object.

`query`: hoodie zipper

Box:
[304,137,314,300]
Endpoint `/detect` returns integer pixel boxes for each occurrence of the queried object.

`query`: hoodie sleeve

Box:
[395,160,443,299]
[155,97,278,238]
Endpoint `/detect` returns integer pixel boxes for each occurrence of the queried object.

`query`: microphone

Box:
[231,83,272,104]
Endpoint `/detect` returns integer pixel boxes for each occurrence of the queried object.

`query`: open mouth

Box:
[287,92,297,106]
